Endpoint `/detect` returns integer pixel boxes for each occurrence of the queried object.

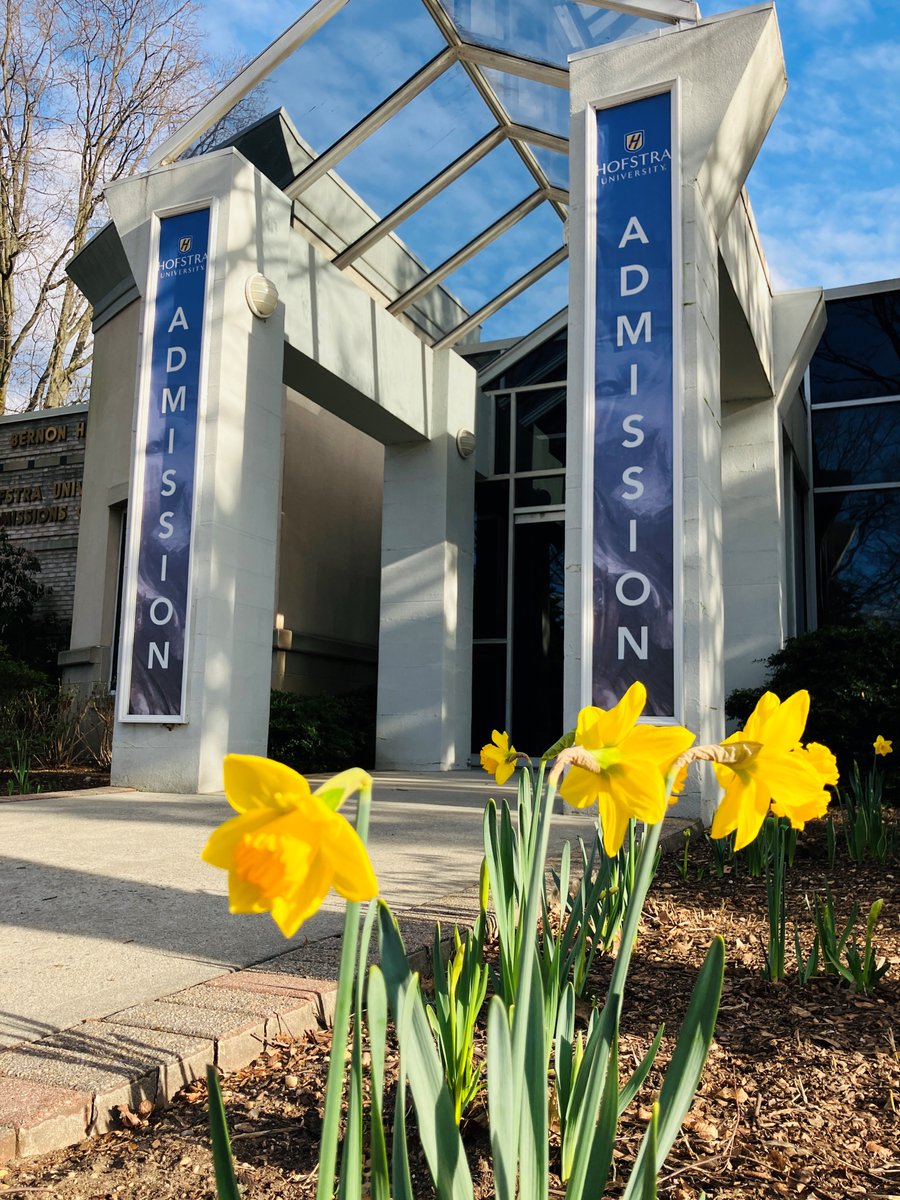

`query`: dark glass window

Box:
[494,394,511,474]
[810,291,900,405]
[108,505,128,693]
[471,642,507,754]
[815,488,900,624]
[483,324,567,390]
[515,474,565,508]
[463,347,508,374]
[515,387,566,472]
[792,467,808,635]
[813,400,900,487]
[473,480,509,638]
[511,518,565,753]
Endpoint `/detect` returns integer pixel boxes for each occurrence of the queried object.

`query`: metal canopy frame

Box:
[150,0,700,347]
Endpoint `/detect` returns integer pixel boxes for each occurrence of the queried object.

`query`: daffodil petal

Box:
[201,809,280,870]
[574,706,603,746]
[756,748,829,810]
[607,758,667,826]
[733,775,770,852]
[710,772,747,842]
[480,745,502,774]
[802,743,839,787]
[669,764,689,801]
[597,788,631,857]
[319,815,379,901]
[495,758,516,786]
[621,723,695,772]
[584,682,647,750]
[223,755,311,814]
[270,861,332,938]
[762,690,810,751]
[741,692,781,742]
[559,765,602,809]
[227,871,267,915]
[771,791,829,829]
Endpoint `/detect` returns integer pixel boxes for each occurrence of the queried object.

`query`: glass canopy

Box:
[152,0,700,344]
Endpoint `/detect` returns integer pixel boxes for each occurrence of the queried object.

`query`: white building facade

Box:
[63,0,824,819]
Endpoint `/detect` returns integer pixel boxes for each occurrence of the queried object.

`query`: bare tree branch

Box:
[0,0,225,412]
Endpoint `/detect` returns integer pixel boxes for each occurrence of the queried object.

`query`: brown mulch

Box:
[2,820,898,1199]
[0,766,111,797]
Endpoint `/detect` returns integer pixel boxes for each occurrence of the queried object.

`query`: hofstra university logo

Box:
[598,132,670,186]
[159,245,208,279]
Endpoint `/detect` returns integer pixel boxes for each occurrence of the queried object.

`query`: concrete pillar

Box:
[105,150,292,792]
[566,5,788,819]
[376,348,476,769]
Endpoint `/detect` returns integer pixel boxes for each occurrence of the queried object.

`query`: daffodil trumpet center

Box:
[233,831,309,904]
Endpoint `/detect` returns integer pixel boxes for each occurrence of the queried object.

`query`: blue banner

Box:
[592,92,677,717]
[127,207,210,718]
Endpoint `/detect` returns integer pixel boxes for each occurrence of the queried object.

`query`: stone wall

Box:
[0,406,88,633]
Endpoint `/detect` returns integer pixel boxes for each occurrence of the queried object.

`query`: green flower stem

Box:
[603,815,663,1022]
[508,763,554,1147]
[545,756,668,1026]
[316,785,373,1200]
[764,817,787,981]
[515,764,553,1034]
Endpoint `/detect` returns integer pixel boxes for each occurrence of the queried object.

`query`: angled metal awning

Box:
[149,0,700,346]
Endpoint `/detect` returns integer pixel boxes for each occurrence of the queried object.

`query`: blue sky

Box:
[703,0,900,291]
[198,0,899,336]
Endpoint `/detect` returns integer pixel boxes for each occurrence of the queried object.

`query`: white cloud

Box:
[794,0,873,27]
[751,182,900,291]
[744,1,900,292]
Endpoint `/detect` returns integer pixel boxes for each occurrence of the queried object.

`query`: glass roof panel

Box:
[441,203,563,311]
[394,140,539,266]
[186,0,445,158]
[530,145,569,191]
[482,260,569,341]
[172,0,695,340]
[437,0,669,69]
[335,62,497,220]
[481,68,568,138]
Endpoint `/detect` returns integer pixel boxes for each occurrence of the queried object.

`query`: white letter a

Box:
[618,216,650,248]
[167,306,189,333]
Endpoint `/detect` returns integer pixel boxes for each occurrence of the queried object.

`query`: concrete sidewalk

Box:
[0,771,694,1162]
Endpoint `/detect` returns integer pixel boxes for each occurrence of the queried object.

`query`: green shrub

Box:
[725,621,899,800]
[0,529,43,640]
[0,644,46,703]
[0,530,66,678]
[267,687,376,773]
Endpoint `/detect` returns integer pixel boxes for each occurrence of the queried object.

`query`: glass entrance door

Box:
[469,325,568,757]
[510,513,565,754]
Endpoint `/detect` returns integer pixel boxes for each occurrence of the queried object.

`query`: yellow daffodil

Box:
[874,735,893,756]
[669,763,689,803]
[803,742,839,787]
[480,730,519,785]
[710,691,836,851]
[559,682,695,856]
[202,756,378,938]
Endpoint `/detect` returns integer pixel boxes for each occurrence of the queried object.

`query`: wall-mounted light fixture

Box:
[456,429,476,459]
[245,273,279,319]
